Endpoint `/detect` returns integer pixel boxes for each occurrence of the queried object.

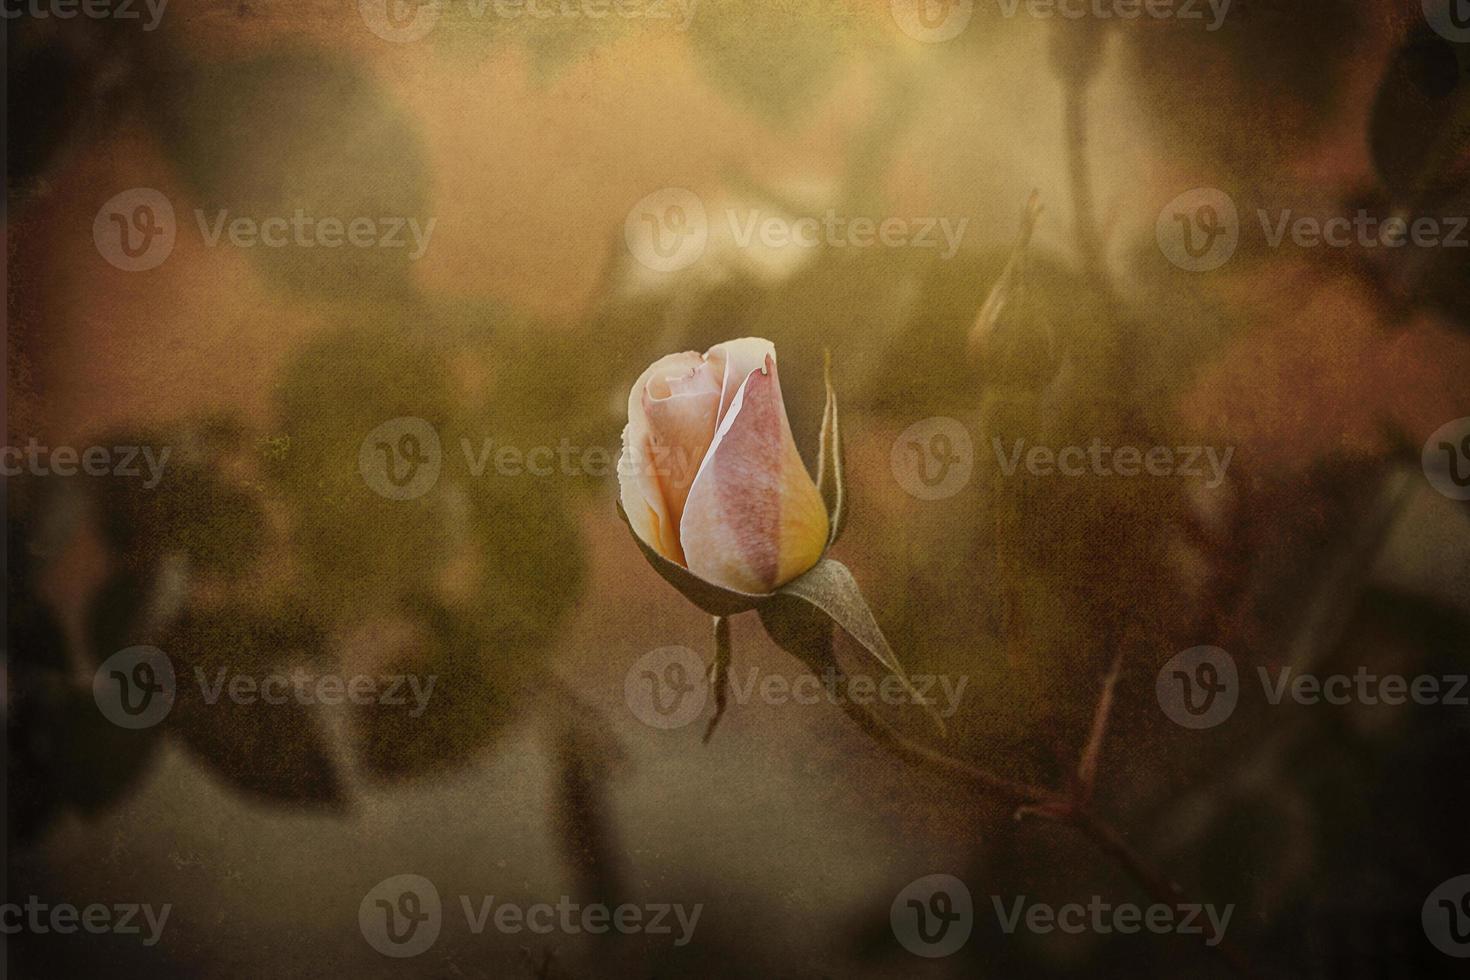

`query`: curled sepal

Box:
[616,501,768,616]
[814,349,846,548]
[969,189,1043,354]
[771,558,947,737]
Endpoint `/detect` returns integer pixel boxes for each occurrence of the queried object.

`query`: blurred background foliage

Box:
[7,0,1470,977]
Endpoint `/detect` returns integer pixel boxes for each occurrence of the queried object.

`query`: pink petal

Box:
[706,337,779,424]
[679,352,829,593]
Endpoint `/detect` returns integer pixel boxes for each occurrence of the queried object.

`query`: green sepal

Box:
[769,558,947,737]
[815,348,846,548]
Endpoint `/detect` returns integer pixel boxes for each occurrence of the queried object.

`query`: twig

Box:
[831,693,1064,811]
[1075,646,1125,804]
[835,660,1257,978]
[1066,809,1260,980]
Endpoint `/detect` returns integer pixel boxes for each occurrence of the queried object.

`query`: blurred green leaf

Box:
[152,50,429,298]
[689,0,881,124]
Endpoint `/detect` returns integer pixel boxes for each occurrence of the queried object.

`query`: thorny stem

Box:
[1066,810,1260,980]
[818,30,1252,974]
[832,693,1064,810]
[836,663,1258,979]
[938,33,1258,972]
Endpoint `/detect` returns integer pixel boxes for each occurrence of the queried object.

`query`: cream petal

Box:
[618,351,706,563]
[705,337,778,424]
[680,352,829,593]
[642,369,720,538]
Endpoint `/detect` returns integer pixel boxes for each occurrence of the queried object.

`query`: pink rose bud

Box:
[619,338,830,594]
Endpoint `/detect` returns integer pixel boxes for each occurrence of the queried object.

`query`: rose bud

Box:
[618,337,830,594]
